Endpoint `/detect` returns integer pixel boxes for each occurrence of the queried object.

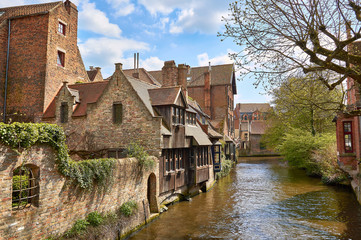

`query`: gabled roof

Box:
[188,98,210,119]
[237,103,271,113]
[127,76,159,116]
[148,70,163,85]
[43,81,109,118]
[207,127,223,139]
[148,87,184,106]
[0,1,61,23]
[123,68,161,86]
[187,64,234,87]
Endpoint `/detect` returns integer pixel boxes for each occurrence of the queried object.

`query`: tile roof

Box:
[0,1,61,23]
[148,70,163,85]
[185,124,212,146]
[236,103,271,113]
[43,81,109,118]
[188,98,209,118]
[207,127,222,139]
[127,77,159,116]
[250,121,267,135]
[148,87,182,106]
[187,64,234,87]
[123,68,161,86]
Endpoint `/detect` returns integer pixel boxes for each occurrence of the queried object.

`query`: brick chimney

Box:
[115,63,123,71]
[162,60,178,87]
[204,62,211,116]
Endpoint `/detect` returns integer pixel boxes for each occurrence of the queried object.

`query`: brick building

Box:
[335,42,361,172]
[234,103,275,156]
[43,61,216,202]
[0,1,89,123]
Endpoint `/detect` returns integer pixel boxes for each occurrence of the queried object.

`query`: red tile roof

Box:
[0,1,61,23]
[43,81,109,118]
[148,87,182,106]
[123,68,161,86]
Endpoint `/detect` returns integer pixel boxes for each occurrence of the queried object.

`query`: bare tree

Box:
[220,0,361,90]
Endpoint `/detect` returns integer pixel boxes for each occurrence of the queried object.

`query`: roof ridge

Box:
[128,76,160,88]
[69,80,109,86]
[190,63,233,70]
[0,1,62,11]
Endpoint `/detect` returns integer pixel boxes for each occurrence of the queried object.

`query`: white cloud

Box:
[197,50,234,66]
[79,1,122,38]
[138,0,228,34]
[79,37,149,69]
[141,57,164,71]
[105,0,134,16]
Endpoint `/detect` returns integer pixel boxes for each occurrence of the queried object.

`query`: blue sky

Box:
[1,0,271,104]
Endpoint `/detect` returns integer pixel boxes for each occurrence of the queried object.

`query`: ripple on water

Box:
[130,159,361,240]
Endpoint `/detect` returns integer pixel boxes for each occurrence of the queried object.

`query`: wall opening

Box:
[147,173,158,213]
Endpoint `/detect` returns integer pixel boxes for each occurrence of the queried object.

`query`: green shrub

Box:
[0,123,115,189]
[87,211,104,226]
[127,142,154,170]
[65,219,89,237]
[276,128,335,175]
[216,155,234,179]
[119,201,137,217]
[311,142,349,184]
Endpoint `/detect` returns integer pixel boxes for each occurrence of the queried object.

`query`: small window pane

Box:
[344,122,352,133]
[57,51,65,67]
[345,134,352,152]
[113,103,122,124]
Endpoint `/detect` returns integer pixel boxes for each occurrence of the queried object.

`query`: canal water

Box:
[130,158,361,239]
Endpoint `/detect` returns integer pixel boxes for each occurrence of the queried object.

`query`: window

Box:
[60,102,68,123]
[12,165,39,210]
[108,149,125,158]
[113,103,122,124]
[343,122,353,152]
[57,50,65,67]
[58,22,66,35]
[170,150,175,171]
[179,150,183,169]
[172,107,185,125]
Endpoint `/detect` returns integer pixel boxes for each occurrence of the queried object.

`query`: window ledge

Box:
[57,32,66,37]
[176,168,185,173]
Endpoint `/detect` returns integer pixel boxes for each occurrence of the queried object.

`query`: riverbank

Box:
[129,159,361,239]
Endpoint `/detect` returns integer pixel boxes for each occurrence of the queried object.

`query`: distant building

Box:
[0,0,89,122]
[234,103,275,156]
[148,63,237,161]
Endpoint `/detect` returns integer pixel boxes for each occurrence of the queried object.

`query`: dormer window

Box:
[186,112,196,125]
[58,21,66,35]
[172,107,184,125]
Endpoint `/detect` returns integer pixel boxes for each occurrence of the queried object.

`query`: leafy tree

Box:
[271,75,343,136]
[220,0,361,91]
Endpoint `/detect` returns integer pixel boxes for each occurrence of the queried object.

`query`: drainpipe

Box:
[3,19,11,123]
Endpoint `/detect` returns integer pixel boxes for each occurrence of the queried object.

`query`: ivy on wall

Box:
[0,122,115,189]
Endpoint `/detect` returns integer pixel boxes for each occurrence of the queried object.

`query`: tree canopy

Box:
[221,0,361,90]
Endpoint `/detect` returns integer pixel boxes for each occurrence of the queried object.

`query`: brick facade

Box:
[0,1,89,123]
[0,144,159,240]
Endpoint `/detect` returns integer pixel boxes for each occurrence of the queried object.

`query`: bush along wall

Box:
[0,122,116,189]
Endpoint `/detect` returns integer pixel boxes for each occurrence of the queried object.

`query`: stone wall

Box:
[0,144,159,240]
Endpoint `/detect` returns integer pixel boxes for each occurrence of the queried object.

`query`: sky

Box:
[0,0,271,104]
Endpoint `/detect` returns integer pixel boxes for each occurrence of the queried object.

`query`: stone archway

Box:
[147,173,159,213]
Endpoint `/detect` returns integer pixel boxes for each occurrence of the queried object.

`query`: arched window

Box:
[12,165,39,210]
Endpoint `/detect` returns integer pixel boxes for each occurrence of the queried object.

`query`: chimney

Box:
[132,53,140,79]
[64,0,76,15]
[115,63,123,71]
[178,64,189,90]
[95,67,101,72]
[89,66,94,71]
[63,81,69,87]
[204,70,211,116]
[162,60,178,87]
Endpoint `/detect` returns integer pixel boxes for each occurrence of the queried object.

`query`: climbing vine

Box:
[0,122,115,189]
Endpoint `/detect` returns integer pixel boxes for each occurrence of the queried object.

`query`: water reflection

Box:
[130,158,361,240]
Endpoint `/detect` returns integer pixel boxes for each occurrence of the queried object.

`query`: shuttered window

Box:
[113,103,122,124]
